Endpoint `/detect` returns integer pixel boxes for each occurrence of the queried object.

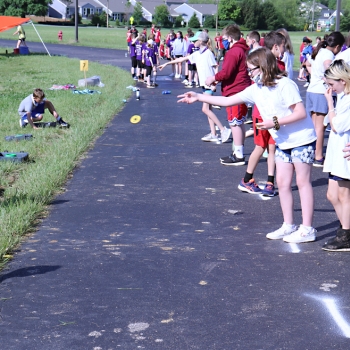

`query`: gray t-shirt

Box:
[18,94,35,113]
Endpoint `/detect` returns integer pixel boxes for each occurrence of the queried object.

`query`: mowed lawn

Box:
[0,51,133,266]
[0,22,331,69]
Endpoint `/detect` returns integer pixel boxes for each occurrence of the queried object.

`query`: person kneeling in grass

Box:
[178,47,318,244]
[18,88,69,129]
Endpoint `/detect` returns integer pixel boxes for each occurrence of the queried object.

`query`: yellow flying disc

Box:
[130,115,141,124]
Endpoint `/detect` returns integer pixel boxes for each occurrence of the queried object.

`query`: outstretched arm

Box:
[158,55,188,70]
[177,91,244,107]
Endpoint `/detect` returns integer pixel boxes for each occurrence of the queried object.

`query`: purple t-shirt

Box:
[167,38,175,56]
[130,41,136,57]
[144,46,154,66]
[187,43,199,64]
[135,40,143,60]
[152,43,158,62]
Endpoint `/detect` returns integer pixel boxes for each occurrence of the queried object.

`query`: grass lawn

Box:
[0,51,133,266]
[0,23,330,69]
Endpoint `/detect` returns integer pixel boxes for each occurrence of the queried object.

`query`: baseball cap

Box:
[190,31,209,42]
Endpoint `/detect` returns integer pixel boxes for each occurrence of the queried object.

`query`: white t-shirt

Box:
[334,48,350,65]
[188,48,216,88]
[237,77,316,150]
[307,48,334,94]
[323,93,350,179]
[281,51,294,79]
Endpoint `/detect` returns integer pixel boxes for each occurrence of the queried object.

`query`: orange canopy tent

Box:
[0,16,51,56]
[0,16,30,33]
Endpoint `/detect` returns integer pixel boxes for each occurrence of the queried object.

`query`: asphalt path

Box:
[1,39,350,350]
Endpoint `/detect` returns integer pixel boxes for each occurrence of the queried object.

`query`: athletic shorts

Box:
[275,141,316,164]
[145,65,152,76]
[226,104,247,126]
[137,59,144,69]
[188,64,197,72]
[306,91,328,115]
[175,55,183,58]
[253,117,275,148]
[329,173,350,181]
[131,56,137,68]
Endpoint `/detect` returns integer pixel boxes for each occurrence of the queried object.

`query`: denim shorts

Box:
[275,141,316,164]
[306,91,328,115]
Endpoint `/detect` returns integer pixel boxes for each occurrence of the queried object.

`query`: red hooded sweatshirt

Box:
[214,38,251,97]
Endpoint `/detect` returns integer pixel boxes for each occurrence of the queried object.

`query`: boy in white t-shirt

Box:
[158,31,231,143]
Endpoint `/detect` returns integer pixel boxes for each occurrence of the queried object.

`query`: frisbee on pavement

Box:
[130,115,141,124]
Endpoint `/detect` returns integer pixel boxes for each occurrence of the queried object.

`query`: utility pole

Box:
[215,0,219,34]
[107,0,109,28]
[336,0,342,31]
[75,0,78,42]
[311,0,315,32]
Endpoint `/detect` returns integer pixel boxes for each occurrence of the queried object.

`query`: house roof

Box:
[141,1,168,16]
[92,0,134,13]
[185,4,217,15]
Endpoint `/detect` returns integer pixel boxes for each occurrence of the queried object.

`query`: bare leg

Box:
[246,145,264,174]
[311,111,326,160]
[267,144,276,176]
[202,102,224,135]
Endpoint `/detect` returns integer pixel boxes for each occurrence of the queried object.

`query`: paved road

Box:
[0,40,349,350]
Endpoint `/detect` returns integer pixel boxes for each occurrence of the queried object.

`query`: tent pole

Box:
[30,21,51,57]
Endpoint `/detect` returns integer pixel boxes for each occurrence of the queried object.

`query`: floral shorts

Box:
[275,141,316,164]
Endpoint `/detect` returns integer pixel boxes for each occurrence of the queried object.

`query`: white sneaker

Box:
[212,105,221,110]
[201,133,219,142]
[220,127,232,143]
[182,79,188,84]
[175,74,180,79]
[303,82,309,87]
[266,223,297,240]
[19,118,28,128]
[283,225,317,243]
[169,73,175,77]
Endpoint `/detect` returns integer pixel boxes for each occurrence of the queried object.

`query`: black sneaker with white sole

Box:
[221,154,245,166]
[58,118,70,128]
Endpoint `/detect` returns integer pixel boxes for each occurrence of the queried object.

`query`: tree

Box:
[174,15,184,27]
[153,4,170,26]
[133,1,143,24]
[188,12,200,28]
[340,10,350,32]
[203,15,216,28]
[90,13,107,27]
[70,13,82,24]
[218,0,241,22]
[239,0,261,30]
[0,0,52,18]
[259,2,282,30]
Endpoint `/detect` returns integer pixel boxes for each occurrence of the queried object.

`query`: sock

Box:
[56,115,61,121]
[267,175,274,184]
[300,224,313,233]
[185,75,188,80]
[244,172,253,183]
[235,145,244,159]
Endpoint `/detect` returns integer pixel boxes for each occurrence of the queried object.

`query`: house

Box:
[172,3,217,26]
[48,0,134,21]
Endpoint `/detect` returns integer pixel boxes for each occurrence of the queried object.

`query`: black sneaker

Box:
[322,228,350,251]
[220,153,233,162]
[58,119,70,128]
[221,154,245,166]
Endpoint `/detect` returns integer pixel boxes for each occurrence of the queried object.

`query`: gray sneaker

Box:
[201,133,219,142]
[220,127,232,143]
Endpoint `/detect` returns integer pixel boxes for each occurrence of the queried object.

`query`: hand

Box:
[158,64,166,71]
[205,75,215,87]
[324,87,334,104]
[343,142,350,160]
[256,119,274,130]
[177,91,199,104]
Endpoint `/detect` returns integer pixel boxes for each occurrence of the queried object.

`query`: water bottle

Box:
[162,90,171,94]
[136,88,140,100]
[125,52,128,58]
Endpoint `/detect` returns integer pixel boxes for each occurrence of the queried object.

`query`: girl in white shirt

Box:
[178,47,318,244]
[276,28,295,80]
[305,32,345,167]
[322,60,350,251]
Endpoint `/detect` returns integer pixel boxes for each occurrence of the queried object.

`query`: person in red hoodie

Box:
[205,24,251,165]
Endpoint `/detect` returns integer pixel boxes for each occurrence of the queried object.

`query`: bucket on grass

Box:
[19,47,29,55]
[13,48,19,54]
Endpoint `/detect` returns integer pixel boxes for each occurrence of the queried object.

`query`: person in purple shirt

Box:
[184,34,200,87]
[130,33,138,80]
[143,39,155,88]
[166,33,176,76]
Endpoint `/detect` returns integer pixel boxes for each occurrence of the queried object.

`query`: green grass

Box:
[0,51,133,265]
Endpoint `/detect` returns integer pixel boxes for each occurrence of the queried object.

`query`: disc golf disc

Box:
[130,115,141,124]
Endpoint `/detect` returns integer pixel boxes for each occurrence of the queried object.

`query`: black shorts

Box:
[131,56,137,68]
[137,59,144,69]
[145,65,152,76]
[175,55,183,59]
[188,64,197,72]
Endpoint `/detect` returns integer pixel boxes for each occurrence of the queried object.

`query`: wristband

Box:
[273,116,280,131]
